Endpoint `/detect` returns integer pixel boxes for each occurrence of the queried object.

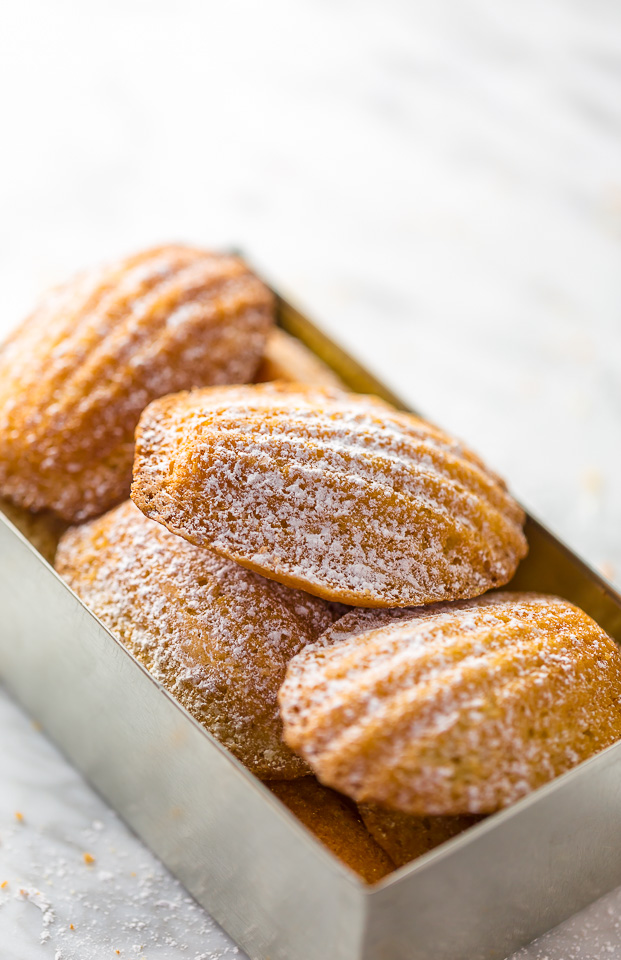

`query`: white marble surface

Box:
[1,1,621,957]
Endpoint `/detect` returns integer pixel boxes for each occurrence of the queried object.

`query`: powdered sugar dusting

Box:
[279,592,621,815]
[132,382,527,607]
[0,246,274,522]
[0,797,242,959]
[55,500,338,778]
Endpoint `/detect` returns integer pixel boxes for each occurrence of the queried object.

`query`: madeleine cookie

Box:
[267,777,394,883]
[55,500,338,778]
[0,245,273,522]
[255,328,345,389]
[132,382,526,607]
[358,803,481,868]
[279,593,621,814]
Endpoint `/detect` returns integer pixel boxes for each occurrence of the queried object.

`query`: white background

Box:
[0,1,620,957]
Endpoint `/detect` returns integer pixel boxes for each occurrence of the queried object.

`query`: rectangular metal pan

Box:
[2,292,621,960]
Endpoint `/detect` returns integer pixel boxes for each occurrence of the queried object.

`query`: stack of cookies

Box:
[2,245,621,884]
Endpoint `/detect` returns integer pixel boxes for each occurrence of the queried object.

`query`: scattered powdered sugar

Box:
[132,382,527,607]
[279,592,621,816]
[0,687,244,960]
[3,821,242,960]
[15,885,55,941]
[510,885,621,959]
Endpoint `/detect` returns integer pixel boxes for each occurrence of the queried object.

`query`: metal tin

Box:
[2,294,621,960]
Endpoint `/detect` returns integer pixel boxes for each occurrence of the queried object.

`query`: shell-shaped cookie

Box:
[0,245,274,522]
[55,500,337,779]
[278,594,621,814]
[357,803,481,868]
[267,777,394,883]
[131,382,527,607]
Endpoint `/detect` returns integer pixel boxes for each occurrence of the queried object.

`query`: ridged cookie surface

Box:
[358,803,481,868]
[279,594,621,814]
[0,245,273,522]
[132,382,527,607]
[267,777,394,883]
[55,500,337,778]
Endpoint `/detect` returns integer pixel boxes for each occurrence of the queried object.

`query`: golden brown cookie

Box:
[267,777,394,883]
[255,328,345,389]
[0,499,68,565]
[131,382,526,607]
[358,803,481,868]
[279,593,621,814]
[55,500,338,778]
[0,245,273,522]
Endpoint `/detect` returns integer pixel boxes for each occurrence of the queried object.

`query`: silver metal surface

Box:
[0,518,365,960]
[2,297,621,960]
